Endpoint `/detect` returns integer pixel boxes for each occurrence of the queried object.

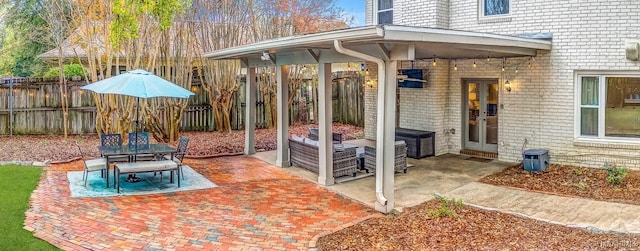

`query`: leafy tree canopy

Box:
[110,0,191,47]
[0,0,49,77]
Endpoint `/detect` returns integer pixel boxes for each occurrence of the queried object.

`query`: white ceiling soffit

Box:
[204,25,552,67]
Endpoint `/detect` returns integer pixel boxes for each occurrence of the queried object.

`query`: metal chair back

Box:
[101,133,122,149]
[128,132,150,150]
[175,136,189,162]
[75,140,86,159]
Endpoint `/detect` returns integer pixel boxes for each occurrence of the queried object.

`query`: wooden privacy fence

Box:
[0,72,364,135]
[332,71,365,126]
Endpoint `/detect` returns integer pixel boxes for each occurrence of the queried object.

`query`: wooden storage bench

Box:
[115,160,179,193]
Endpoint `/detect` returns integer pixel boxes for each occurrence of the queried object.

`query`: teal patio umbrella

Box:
[81,69,195,141]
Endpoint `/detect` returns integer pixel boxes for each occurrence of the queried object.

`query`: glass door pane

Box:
[485,83,498,145]
[468,83,480,143]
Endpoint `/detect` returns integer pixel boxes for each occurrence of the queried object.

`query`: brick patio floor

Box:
[25,156,379,250]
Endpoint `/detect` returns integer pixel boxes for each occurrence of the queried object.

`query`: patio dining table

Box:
[98,143,177,188]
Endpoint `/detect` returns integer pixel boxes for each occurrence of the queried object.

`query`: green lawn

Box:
[0,165,59,250]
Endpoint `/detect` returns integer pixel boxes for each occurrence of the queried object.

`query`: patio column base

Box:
[318,176,334,186]
[276,160,290,168]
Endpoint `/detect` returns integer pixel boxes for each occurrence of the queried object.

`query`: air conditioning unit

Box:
[626,41,639,61]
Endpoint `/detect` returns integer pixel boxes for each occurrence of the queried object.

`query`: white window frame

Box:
[575,72,640,143]
[375,0,393,25]
[479,0,511,19]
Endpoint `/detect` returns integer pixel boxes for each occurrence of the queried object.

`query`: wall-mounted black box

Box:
[395,128,435,159]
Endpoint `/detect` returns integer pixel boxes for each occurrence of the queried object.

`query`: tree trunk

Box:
[57,47,69,139]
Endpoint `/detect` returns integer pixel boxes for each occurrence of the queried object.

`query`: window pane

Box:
[605,77,640,137]
[606,77,640,107]
[378,0,393,10]
[484,0,509,16]
[581,77,599,105]
[581,108,598,136]
[378,10,393,24]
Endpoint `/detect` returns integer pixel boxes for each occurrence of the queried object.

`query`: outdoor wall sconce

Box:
[365,79,376,88]
[504,80,512,92]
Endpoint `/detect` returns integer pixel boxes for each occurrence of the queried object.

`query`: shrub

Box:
[43,63,86,79]
[64,64,85,77]
[577,181,588,190]
[573,168,584,176]
[605,163,628,185]
[43,68,59,78]
[428,196,463,218]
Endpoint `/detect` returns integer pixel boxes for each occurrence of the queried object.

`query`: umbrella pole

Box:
[135,97,139,161]
[129,97,140,182]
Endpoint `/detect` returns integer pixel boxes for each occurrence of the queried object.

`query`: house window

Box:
[377,0,393,24]
[578,75,640,139]
[481,0,510,17]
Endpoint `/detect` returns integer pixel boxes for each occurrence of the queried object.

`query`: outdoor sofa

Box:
[289,137,357,178]
[307,128,343,144]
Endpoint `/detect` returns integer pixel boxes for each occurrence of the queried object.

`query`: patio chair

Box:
[100,133,129,162]
[75,140,107,187]
[163,136,189,180]
[128,132,155,161]
[364,141,408,173]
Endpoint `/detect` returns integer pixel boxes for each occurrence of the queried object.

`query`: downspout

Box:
[334,39,387,207]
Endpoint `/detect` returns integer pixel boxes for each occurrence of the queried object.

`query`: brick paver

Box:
[25,156,378,250]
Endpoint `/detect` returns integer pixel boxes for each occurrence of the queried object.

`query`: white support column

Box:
[244,67,256,155]
[383,60,398,211]
[276,65,290,167]
[317,63,334,185]
[375,60,397,213]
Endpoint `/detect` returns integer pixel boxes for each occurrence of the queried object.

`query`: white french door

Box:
[464,80,499,153]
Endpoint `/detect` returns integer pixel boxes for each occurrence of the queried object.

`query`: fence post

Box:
[9,77,13,137]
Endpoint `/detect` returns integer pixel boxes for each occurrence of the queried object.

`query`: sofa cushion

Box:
[304,138,319,146]
[291,135,305,142]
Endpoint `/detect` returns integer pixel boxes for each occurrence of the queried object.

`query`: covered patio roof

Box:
[204,25,552,66]
[204,25,552,214]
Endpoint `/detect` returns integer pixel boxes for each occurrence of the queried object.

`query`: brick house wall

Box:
[363,0,640,168]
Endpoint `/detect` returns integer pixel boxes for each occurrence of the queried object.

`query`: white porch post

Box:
[375,60,397,213]
[244,67,256,155]
[317,63,334,185]
[276,65,290,167]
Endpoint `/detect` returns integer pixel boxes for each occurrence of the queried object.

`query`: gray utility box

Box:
[395,128,435,159]
[522,148,550,171]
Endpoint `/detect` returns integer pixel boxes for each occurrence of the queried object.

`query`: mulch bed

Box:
[317,163,640,250]
[481,163,640,206]
[317,199,640,250]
